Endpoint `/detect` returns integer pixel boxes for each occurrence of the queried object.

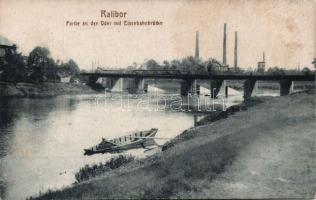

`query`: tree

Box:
[2,45,26,82]
[162,60,170,70]
[170,59,181,70]
[233,66,245,74]
[145,59,160,70]
[204,58,223,74]
[65,59,80,76]
[27,46,53,82]
[27,46,50,68]
[301,67,311,75]
[266,66,285,75]
[180,56,204,74]
[312,58,316,69]
[57,59,80,81]
[132,62,138,69]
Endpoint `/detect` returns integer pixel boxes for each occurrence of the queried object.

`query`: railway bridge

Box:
[80,70,315,99]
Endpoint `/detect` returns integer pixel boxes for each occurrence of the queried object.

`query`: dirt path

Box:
[190,118,315,198]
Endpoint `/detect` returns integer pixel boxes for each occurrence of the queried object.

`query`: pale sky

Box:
[0,0,315,70]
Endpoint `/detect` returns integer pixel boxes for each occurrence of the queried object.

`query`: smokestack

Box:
[223,23,227,65]
[195,31,199,60]
[234,31,238,69]
[263,52,265,62]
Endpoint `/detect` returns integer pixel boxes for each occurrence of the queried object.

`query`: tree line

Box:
[0,45,80,83]
[123,56,315,75]
[1,44,314,83]
[126,56,241,74]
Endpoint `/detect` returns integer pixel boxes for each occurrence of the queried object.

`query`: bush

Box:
[75,154,135,183]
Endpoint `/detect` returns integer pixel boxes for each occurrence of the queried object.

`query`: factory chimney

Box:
[223,23,227,65]
[195,31,199,61]
[234,31,238,70]
[263,52,265,63]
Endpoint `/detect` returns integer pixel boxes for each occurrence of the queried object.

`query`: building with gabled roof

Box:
[0,35,16,65]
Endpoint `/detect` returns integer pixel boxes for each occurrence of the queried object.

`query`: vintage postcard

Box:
[0,0,315,199]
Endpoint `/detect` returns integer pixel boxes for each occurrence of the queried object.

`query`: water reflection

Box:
[0,97,81,199]
[0,88,281,199]
[0,95,196,200]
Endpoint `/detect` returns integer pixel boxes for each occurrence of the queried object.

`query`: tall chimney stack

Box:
[234,31,238,69]
[263,52,265,62]
[223,23,227,65]
[195,31,199,61]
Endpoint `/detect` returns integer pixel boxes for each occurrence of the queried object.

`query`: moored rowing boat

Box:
[84,128,158,155]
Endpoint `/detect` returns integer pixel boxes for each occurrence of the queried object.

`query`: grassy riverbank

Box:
[32,90,315,199]
[0,82,98,98]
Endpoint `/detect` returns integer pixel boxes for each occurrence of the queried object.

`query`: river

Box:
[0,87,279,199]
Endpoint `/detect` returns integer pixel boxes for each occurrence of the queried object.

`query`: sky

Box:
[0,0,315,70]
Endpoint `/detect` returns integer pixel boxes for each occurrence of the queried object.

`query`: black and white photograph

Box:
[0,0,315,199]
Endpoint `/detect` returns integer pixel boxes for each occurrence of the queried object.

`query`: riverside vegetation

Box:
[75,155,135,183]
[0,44,98,98]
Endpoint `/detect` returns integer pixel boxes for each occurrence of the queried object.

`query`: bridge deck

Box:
[81,72,315,81]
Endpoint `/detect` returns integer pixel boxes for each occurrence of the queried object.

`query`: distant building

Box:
[71,77,81,84]
[257,52,266,73]
[206,58,229,74]
[221,65,229,72]
[257,62,265,73]
[56,71,71,83]
[0,35,16,66]
[60,76,71,83]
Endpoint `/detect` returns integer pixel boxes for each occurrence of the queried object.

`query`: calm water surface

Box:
[0,87,279,199]
[0,93,199,199]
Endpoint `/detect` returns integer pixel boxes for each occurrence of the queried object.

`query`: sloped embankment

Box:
[0,82,97,98]
[33,90,315,199]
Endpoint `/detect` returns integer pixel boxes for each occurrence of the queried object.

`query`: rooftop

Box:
[0,35,14,46]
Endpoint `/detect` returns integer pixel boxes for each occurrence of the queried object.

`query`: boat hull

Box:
[84,128,158,155]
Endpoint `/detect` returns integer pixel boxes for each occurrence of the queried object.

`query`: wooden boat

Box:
[84,128,158,155]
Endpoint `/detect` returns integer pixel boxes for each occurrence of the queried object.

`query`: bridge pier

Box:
[110,78,124,92]
[210,80,226,98]
[181,79,200,96]
[128,78,147,94]
[81,73,314,97]
[88,76,99,84]
[100,78,121,91]
[279,80,294,96]
[243,79,257,99]
[87,76,106,91]
[192,80,200,95]
[143,82,148,93]
[109,78,147,94]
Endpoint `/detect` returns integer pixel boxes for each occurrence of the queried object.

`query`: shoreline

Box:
[0,82,99,99]
[30,89,315,199]
[161,97,261,151]
[25,96,255,199]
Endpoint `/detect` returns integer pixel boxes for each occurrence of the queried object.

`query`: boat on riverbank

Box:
[84,128,158,155]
